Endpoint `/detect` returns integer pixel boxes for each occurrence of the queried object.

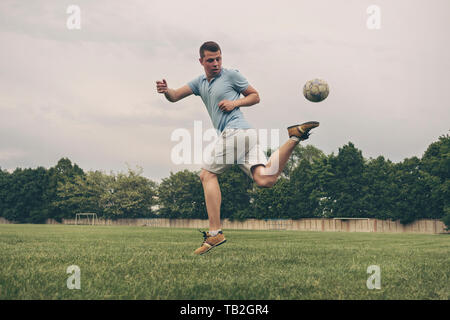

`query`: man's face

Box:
[199,50,222,78]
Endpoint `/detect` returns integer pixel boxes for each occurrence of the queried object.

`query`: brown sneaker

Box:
[287,121,320,141]
[194,230,227,255]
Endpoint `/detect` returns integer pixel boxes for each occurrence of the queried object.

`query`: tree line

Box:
[0,135,448,227]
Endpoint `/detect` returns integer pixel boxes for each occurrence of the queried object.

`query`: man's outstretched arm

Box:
[156,79,193,102]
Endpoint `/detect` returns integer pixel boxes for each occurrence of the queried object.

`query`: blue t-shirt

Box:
[188,68,253,133]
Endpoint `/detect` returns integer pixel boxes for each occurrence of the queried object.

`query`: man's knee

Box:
[253,174,277,188]
[252,165,276,188]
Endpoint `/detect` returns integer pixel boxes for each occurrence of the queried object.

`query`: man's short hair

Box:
[199,41,221,58]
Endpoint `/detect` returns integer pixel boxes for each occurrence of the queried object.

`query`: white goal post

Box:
[75,213,98,225]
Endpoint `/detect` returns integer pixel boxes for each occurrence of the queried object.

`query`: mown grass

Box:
[0,224,448,300]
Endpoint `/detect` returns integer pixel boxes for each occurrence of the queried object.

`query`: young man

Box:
[156,41,319,255]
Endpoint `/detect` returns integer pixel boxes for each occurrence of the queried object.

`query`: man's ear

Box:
[199,57,203,66]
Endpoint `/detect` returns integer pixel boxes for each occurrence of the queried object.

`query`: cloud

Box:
[0,0,449,180]
[0,148,27,162]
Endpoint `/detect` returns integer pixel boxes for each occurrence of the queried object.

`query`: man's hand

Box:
[218,100,236,112]
[156,79,168,94]
[156,81,193,103]
[218,86,260,112]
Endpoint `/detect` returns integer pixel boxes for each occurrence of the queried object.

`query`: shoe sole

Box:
[199,239,227,255]
[287,121,320,129]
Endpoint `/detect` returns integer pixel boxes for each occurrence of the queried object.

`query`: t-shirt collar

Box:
[204,68,223,82]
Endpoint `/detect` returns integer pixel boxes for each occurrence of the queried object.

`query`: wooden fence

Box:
[42,217,448,234]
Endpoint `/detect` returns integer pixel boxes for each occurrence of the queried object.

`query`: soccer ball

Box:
[303,79,329,102]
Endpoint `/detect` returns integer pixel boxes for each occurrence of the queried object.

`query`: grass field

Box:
[0,224,448,300]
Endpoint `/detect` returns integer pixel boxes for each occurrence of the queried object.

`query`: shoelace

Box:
[198,229,209,244]
[297,126,311,139]
[303,132,313,139]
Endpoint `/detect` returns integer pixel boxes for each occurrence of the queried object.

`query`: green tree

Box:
[46,158,85,220]
[2,133,449,224]
[157,170,206,219]
[251,159,320,220]
[325,143,366,218]
[308,155,334,218]
[105,167,158,218]
[282,144,326,178]
[248,144,325,220]
[249,177,291,219]
[0,168,10,218]
[361,156,397,219]
[421,134,449,222]
[391,157,440,224]
[54,167,158,219]
[217,166,253,220]
[1,167,50,223]
[54,170,112,218]
[421,134,450,180]
[289,159,323,218]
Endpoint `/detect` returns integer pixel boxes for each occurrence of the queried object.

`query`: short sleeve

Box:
[187,75,202,96]
[229,69,249,93]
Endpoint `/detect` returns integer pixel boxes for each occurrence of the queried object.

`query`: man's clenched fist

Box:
[156,79,168,94]
[218,100,236,112]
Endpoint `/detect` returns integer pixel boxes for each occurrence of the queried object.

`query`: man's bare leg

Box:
[195,168,227,255]
[253,121,320,187]
[199,169,221,231]
[266,138,298,177]
[252,138,299,187]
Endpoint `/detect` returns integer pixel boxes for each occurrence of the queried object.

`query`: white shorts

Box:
[202,128,268,179]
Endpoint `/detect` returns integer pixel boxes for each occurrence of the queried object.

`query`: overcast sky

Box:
[0,0,449,181]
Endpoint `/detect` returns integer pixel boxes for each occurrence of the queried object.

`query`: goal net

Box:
[75,213,98,225]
